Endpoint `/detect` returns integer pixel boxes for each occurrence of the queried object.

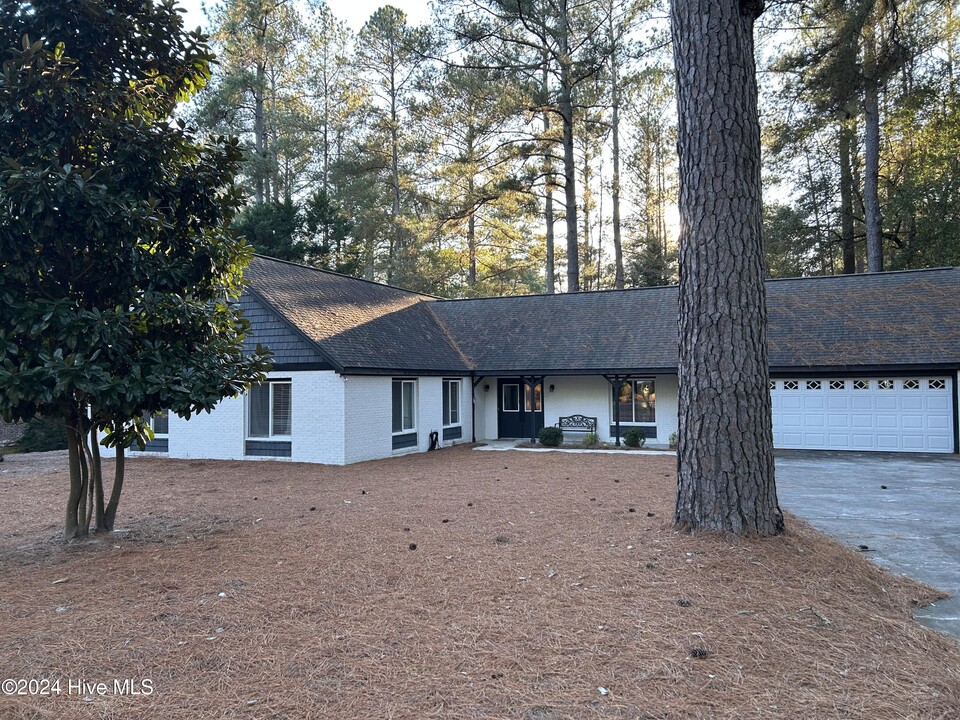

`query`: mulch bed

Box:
[1,445,958,719]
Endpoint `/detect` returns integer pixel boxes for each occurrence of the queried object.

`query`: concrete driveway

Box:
[775,452,960,642]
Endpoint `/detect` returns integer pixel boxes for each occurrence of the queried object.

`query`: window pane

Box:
[272,383,292,436]
[402,381,415,430]
[447,381,459,425]
[617,382,634,422]
[152,409,169,436]
[524,383,543,412]
[503,384,519,412]
[634,380,656,423]
[442,381,450,425]
[249,383,270,437]
[392,381,403,433]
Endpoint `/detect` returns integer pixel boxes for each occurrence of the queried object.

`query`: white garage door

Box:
[771,377,955,453]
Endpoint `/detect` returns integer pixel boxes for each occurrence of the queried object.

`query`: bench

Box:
[557,414,598,435]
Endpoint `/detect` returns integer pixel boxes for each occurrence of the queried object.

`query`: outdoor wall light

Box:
[484,384,489,392]
[549,384,555,392]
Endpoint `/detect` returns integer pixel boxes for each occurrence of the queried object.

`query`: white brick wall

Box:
[100,370,681,464]
[102,370,347,464]
[343,376,393,464]
[343,375,473,464]
[473,374,678,445]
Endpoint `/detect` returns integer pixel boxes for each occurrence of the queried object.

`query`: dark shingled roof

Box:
[245,256,960,375]
[431,289,677,374]
[245,256,471,373]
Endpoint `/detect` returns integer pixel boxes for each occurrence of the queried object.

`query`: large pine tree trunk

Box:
[559,82,579,292]
[542,65,556,294]
[609,10,625,290]
[838,120,857,274]
[671,0,783,536]
[863,24,884,273]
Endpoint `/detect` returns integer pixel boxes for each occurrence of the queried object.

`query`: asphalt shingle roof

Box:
[245,257,471,373]
[246,256,960,375]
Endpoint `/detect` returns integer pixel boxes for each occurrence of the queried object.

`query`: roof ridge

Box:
[434,266,960,303]
[763,267,958,284]
[252,254,439,300]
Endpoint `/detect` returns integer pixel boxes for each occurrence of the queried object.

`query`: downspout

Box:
[472,375,484,443]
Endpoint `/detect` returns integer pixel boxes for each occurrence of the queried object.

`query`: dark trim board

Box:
[474,367,678,378]
[245,440,292,458]
[770,364,960,377]
[270,362,336,372]
[142,438,169,453]
[443,426,462,441]
[393,432,417,450]
[609,425,657,440]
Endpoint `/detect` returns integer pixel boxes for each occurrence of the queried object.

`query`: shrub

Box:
[539,427,563,447]
[668,431,679,449]
[623,428,646,448]
[582,432,600,447]
[19,416,68,453]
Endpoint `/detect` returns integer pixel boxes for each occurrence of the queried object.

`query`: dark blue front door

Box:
[497,378,544,439]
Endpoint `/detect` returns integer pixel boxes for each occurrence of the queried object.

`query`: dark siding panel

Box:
[392,433,417,450]
[245,440,292,457]
[142,438,169,453]
[443,426,463,441]
[609,425,657,439]
[239,292,327,367]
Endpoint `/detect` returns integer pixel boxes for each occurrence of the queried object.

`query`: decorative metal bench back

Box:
[557,414,598,432]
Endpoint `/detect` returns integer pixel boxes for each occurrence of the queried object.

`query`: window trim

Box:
[442,378,462,428]
[247,380,293,440]
[392,378,417,435]
[502,383,520,413]
[613,378,657,425]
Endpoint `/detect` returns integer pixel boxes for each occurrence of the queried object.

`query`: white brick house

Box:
[106,256,960,463]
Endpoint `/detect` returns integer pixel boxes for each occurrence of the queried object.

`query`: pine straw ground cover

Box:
[0,447,958,720]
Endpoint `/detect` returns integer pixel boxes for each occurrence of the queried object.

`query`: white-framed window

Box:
[392,379,416,434]
[248,381,292,438]
[929,379,947,390]
[147,409,169,437]
[615,379,656,423]
[442,379,461,427]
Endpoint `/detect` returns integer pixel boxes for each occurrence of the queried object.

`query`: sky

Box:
[177,0,433,32]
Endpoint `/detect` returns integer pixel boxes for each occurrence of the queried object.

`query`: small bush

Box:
[668,431,679,449]
[19,416,68,453]
[539,426,563,447]
[623,428,646,448]
[582,432,600,447]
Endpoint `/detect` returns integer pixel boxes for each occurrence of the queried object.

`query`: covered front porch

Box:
[471,374,678,447]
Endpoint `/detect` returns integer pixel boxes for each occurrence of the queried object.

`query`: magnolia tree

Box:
[0,0,271,540]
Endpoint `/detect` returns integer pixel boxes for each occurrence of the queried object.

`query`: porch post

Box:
[603,374,628,447]
[471,376,484,443]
